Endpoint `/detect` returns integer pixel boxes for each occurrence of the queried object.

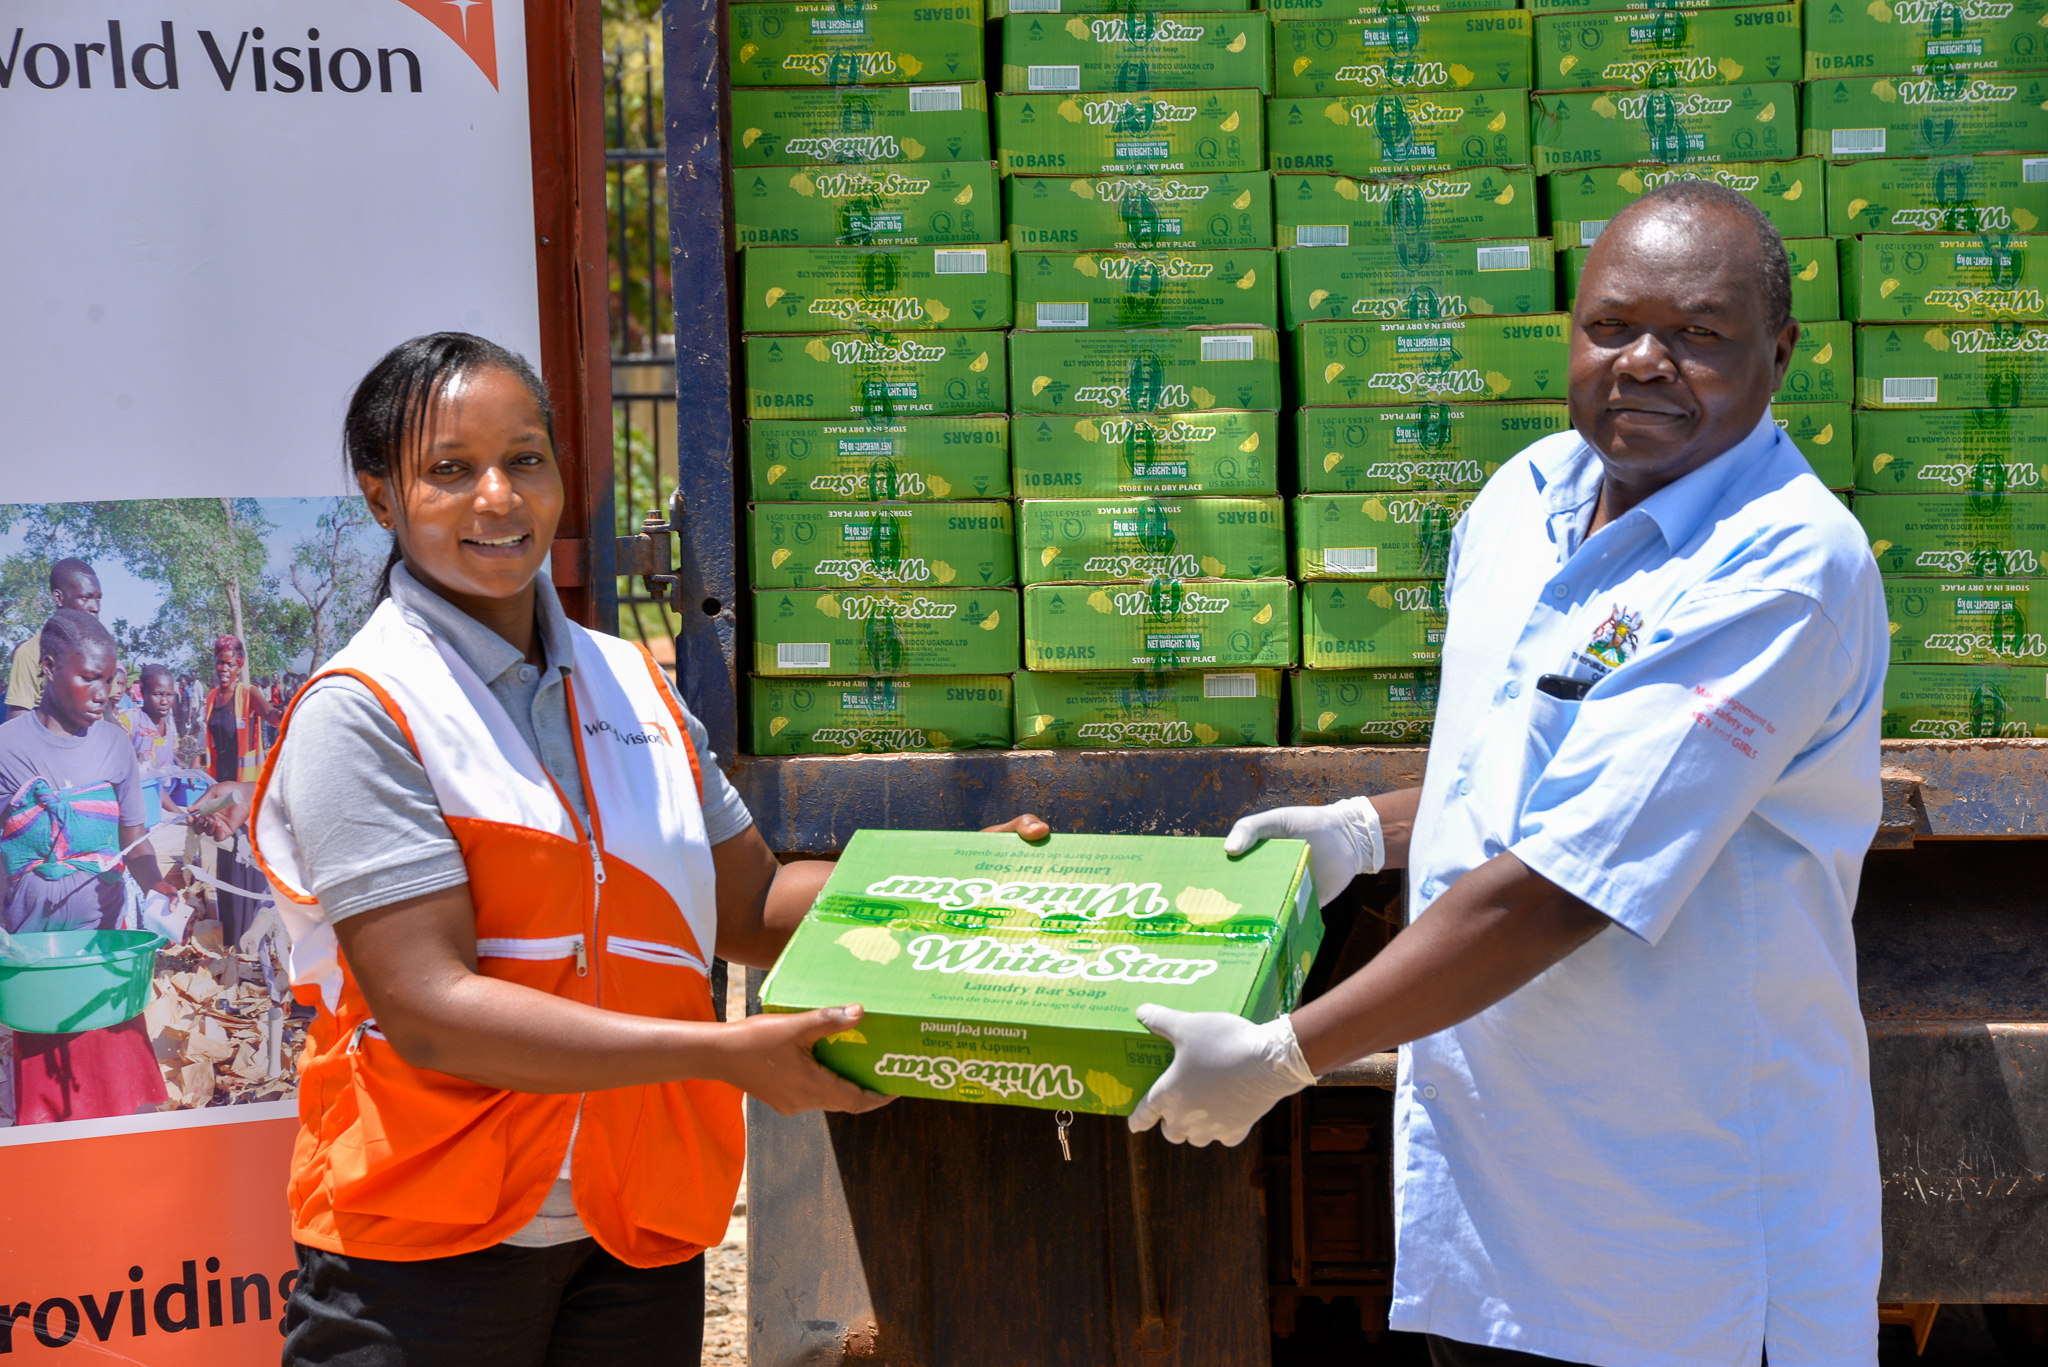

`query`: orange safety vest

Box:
[203,681,267,781]
[248,600,742,1267]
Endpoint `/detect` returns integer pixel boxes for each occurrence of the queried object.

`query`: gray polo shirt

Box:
[270,562,751,923]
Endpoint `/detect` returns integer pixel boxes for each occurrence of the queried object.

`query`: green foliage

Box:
[0,499,381,681]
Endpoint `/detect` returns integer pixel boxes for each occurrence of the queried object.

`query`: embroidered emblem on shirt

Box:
[1584,606,1644,670]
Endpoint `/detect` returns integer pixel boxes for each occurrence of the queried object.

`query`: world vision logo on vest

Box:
[583,717,678,748]
[0,1,498,94]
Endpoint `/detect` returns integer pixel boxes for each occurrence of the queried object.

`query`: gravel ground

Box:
[703,972,751,1366]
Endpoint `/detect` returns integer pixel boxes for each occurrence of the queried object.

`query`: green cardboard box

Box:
[988,0,1254,14]
[1273,11,1535,98]
[1534,5,1800,91]
[759,830,1321,1114]
[1015,248,1281,329]
[1855,407,2048,493]
[1295,313,1572,405]
[1825,153,2048,236]
[1775,401,1856,487]
[1884,580,2048,666]
[1855,491,2048,576]
[1013,410,1280,494]
[1544,158,1825,249]
[1020,496,1287,582]
[730,1,985,87]
[1275,167,1540,245]
[1005,172,1276,250]
[1803,0,2048,82]
[1882,662,2048,737]
[744,330,1008,419]
[1266,0,1509,14]
[1855,320,2048,407]
[736,162,1003,247]
[994,88,1267,173]
[732,83,994,166]
[1776,319,1853,404]
[1280,237,1556,327]
[1023,579,1298,669]
[747,416,1013,501]
[1010,327,1285,412]
[1299,578,1449,666]
[1296,401,1568,492]
[1841,233,2048,323]
[1803,75,2048,161]
[1000,12,1274,93]
[1291,666,1440,743]
[741,244,1015,332]
[750,675,1015,753]
[1562,234,1838,318]
[1295,491,1476,578]
[752,587,1021,675]
[1531,83,1798,174]
[750,501,1017,588]
[1523,0,1756,11]
[1269,89,1532,175]
[1013,668,1283,745]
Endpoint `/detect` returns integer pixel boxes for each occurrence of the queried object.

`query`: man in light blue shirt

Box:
[1128,183,1887,1365]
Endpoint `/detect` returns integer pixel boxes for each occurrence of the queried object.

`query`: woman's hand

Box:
[714,1005,897,1117]
[982,813,1050,841]
[188,781,257,841]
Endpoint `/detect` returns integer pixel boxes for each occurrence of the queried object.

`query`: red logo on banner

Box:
[394,0,500,90]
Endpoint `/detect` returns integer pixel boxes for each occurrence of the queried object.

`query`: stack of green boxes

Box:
[998,8,1296,748]
[734,1,1022,754]
[1811,0,2048,736]
[1269,4,1565,744]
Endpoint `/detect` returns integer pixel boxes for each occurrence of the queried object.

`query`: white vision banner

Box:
[1,0,543,501]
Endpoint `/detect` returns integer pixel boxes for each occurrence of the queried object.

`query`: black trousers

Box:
[282,1240,705,1367]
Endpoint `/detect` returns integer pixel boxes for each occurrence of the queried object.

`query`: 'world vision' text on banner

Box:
[0,0,542,501]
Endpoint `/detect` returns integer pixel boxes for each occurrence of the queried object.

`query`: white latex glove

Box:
[1127,1005,1317,1147]
[1224,796,1383,909]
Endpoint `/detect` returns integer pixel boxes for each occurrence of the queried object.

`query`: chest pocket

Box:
[1516,690,1583,817]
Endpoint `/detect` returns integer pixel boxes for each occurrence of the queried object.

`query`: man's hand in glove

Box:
[1224,797,1385,909]
[1126,1005,1317,1147]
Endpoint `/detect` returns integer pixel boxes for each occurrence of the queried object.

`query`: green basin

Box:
[0,930,166,1034]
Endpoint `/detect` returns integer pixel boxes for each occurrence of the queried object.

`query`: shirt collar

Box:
[1529,410,1783,551]
[388,562,577,686]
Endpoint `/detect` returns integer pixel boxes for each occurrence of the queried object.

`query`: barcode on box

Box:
[1832,128,1886,156]
[1883,377,1940,404]
[776,643,832,670]
[1475,244,1532,272]
[1029,65,1081,91]
[1200,334,1256,361]
[1324,547,1378,574]
[1295,225,1349,247]
[933,248,988,275]
[1011,0,1061,9]
[1037,302,1090,328]
[1578,220,1608,247]
[2028,159,2048,183]
[1204,672,1258,699]
[908,86,963,112]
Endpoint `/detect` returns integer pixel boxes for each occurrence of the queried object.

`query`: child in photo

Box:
[4,559,101,721]
[0,610,176,1124]
[121,663,181,776]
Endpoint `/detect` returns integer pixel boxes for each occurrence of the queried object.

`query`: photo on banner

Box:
[0,497,386,1131]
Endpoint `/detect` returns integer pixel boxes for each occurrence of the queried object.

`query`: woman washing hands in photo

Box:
[247,333,1043,1365]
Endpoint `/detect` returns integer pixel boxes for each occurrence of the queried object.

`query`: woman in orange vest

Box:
[247,333,1043,1364]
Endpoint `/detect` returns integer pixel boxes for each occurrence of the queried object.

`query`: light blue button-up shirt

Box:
[1391,413,1887,1366]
